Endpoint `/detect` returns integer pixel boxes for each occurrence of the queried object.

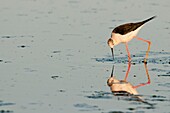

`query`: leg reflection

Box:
[124,61,131,81]
[133,62,151,89]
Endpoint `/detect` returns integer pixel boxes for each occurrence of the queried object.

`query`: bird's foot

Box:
[142,58,148,64]
[128,58,131,63]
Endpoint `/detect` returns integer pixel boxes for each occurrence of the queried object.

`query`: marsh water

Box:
[0,0,170,113]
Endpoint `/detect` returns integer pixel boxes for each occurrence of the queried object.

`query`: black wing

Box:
[112,16,156,35]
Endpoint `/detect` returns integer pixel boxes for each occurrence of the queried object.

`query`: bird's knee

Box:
[148,41,151,45]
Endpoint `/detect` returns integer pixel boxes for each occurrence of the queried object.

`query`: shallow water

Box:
[0,0,170,113]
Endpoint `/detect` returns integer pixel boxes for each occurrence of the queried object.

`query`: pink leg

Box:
[124,61,131,81]
[133,62,151,89]
[134,36,151,63]
[144,62,151,84]
[125,43,131,62]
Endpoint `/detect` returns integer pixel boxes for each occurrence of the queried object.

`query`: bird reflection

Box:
[107,62,153,105]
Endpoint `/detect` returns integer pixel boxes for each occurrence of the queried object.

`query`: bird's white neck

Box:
[111,33,122,46]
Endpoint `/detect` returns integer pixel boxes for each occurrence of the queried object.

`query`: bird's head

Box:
[107,77,114,86]
[107,38,114,60]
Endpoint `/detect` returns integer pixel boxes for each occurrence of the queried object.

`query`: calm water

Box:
[0,0,170,113]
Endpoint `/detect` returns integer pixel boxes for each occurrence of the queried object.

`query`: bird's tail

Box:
[142,16,156,24]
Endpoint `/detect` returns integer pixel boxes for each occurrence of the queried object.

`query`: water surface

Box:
[0,0,170,113]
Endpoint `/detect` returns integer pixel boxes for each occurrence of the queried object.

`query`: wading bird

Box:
[107,16,156,62]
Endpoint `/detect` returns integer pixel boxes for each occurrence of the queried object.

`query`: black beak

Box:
[111,48,114,60]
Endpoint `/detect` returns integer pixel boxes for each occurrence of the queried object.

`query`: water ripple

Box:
[94,51,170,64]
[94,56,170,64]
